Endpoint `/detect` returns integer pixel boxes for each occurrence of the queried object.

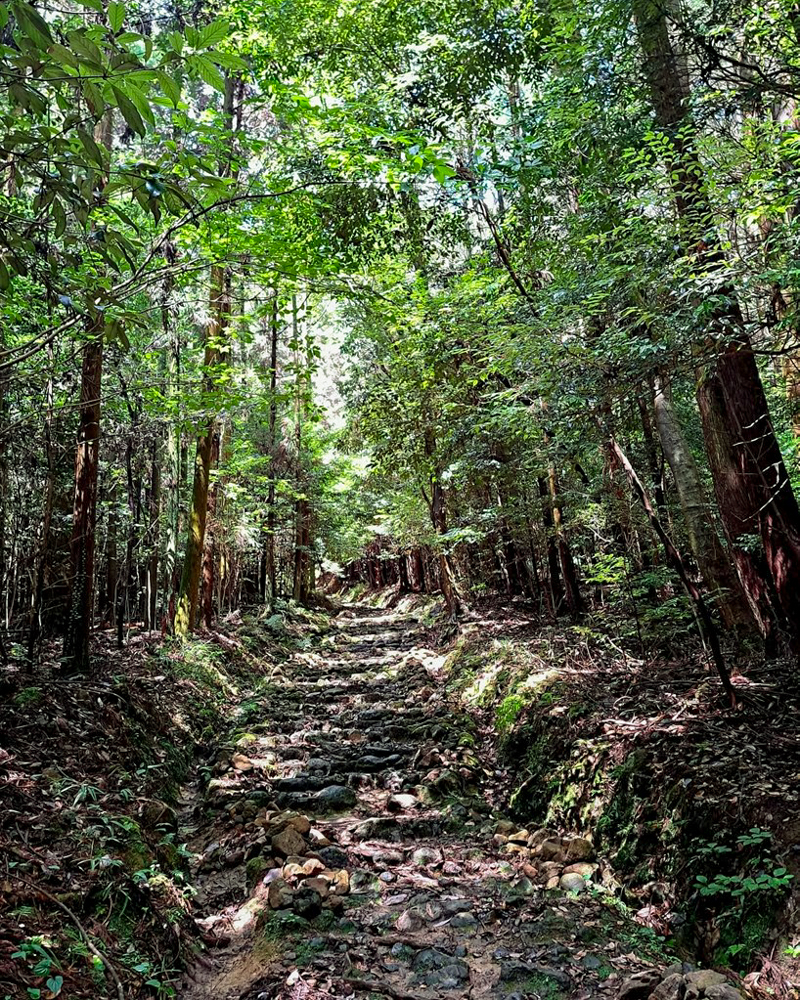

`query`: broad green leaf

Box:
[214,51,248,71]
[12,2,53,47]
[198,19,229,47]
[120,81,155,125]
[156,70,181,107]
[108,1,125,32]
[52,198,67,238]
[76,127,106,168]
[0,259,9,291]
[48,42,79,68]
[110,84,145,136]
[67,29,103,66]
[190,53,225,91]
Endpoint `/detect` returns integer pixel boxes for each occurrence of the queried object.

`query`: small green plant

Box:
[12,938,62,995]
[695,867,793,898]
[694,829,793,899]
[13,686,43,708]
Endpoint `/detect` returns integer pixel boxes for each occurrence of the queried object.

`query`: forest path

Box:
[176,603,651,1000]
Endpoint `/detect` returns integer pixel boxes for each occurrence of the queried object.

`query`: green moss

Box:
[246,856,270,888]
[496,694,525,732]
[507,973,564,1000]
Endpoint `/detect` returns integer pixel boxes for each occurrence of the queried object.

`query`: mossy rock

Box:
[246,856,270,888]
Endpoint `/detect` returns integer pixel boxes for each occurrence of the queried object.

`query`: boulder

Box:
[508,828,530,844]
[302,876,330,898]
[563,862,597,878]
[564,837,594,861]
[387,793,417,813]
[292,886,322,919]
[412,846,443,866]
[271,827,307,858]
[650,973,686,1000]
[619,970,662,1000]
[560,872,588,893]
[397,909,424,932]
[538,838,566,862]
[316,785,357,812]
[684,971,729,1000]
[268,878,293,909]
[703,985,742,1000]
[326,869,350,894]
[528,828,558,849]
[285,813,312,835]
[317,845,348,869]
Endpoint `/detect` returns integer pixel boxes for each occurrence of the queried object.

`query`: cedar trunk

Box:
[63,331,103,671]
[634,0,800,646]
[652,374,756,632]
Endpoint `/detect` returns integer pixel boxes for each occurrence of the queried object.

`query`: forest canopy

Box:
[2,0,800,671]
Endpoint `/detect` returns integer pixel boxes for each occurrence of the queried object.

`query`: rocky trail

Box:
[177,604,738,1000]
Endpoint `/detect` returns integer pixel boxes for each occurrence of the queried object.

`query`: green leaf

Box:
[110,85,145,135]
[45,977,63,996]
[52,198,67,237]
[213,51,248,71]
[190,53,225,91]
[49,42,79,68]
[83,89,107,122]
[76,127,106,168]
[12,2,53,47]
[66,29,103,66]
[156,70,181,107]
[0,259,10,291]
[119,81,154,125]
[108,0,125,32]
[198,19,229,47]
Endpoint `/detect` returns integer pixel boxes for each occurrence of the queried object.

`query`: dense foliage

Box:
[2,0,800,676]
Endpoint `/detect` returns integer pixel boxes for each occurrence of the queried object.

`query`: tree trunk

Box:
[605,425,735,705]
[423,429,462,618]
[163,264,181,621]
[265,289,279,607]
[174,265,230,635]
[63,328,103,671]
[634,0,800,648]
[539,476,564,617]
[145,439,161,631]
[653,374,756,632]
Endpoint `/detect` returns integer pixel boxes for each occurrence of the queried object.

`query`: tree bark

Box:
[605,425,736,705]
[653,373,756,632]
[265,289,279,607]
[634,0,800,648]
[174,264,230,636]
[63,327,103,671]
[62,109,113,671]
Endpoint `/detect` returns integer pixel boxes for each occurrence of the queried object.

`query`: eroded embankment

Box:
[0,610,320,999]
[443,607,800,995]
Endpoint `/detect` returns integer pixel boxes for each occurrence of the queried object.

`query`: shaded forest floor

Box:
[1,597,799,1000]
